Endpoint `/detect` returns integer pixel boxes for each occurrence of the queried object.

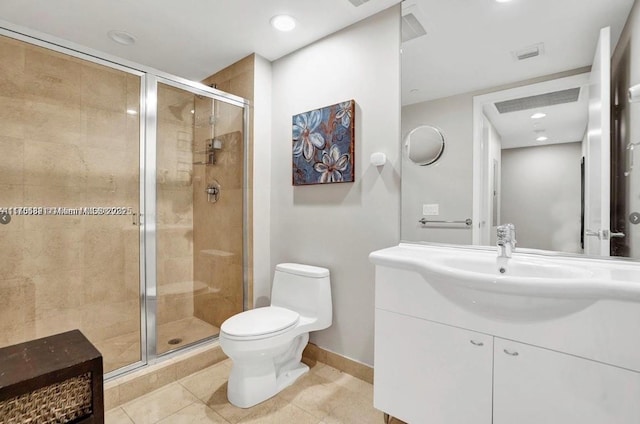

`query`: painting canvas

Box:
[292,100,355,185]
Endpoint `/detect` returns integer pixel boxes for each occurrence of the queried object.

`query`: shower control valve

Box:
[206,180,221,203]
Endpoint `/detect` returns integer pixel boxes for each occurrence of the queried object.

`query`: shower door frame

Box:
[145,76,250,361]
[0,23,250,381]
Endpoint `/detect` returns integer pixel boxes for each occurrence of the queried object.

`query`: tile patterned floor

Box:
[106,359,406,424]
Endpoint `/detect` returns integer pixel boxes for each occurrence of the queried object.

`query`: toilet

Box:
[219,263,332,408]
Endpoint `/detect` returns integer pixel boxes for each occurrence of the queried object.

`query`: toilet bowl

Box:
[219,263,332,408]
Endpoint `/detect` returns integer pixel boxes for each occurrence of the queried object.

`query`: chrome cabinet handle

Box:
[610,231,625,238]
[503,349,519,356]
[470,340,484,347]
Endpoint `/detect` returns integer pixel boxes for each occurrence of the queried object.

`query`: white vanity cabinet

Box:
[375,309,640,423]
[371,243,640,424]
[374,309,493,424]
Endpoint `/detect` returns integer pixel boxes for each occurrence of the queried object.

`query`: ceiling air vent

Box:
[494,88,581,114]
[513,43,545,61]
[347,0,370,6]
[402,13,427,42]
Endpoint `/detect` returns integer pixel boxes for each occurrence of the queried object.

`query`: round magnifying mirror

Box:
[404,125,445,166]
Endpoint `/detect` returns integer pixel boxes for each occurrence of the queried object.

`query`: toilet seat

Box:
[221,306,299,339]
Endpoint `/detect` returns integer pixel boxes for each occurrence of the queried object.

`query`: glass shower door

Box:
[0,34,143,373]
[154,81,245,355]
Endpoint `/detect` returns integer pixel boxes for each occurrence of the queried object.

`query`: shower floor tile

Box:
[157,316,220,354]
[98,316,220,373]
[106,359,408,424]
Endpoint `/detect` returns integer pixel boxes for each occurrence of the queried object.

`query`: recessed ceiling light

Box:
[531,112,547,119]
[126,109,138,115]
[270,15,296,32]
[536,135,549,142]
[495,0,513,3]
[108,30,136,46]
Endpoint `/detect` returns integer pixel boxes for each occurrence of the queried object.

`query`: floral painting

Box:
[292,100,355,185]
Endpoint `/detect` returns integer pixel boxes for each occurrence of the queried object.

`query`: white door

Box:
[493,338,640,424]
[478,117,492,245]
[584,26,611,256]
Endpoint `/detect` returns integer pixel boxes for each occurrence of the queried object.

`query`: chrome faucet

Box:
[497,223,516,258]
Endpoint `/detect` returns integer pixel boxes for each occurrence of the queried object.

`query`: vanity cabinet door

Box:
[374,309,493,424]
[493,338,640,424]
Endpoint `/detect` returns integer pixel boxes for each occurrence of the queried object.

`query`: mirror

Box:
[471,73,590,254]
[404,125,445,166]
[400,0,637,258]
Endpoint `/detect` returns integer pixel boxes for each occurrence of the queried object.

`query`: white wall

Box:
[268,6,401,366]
[401,93,473,244]
[501,142,583,253]
[252,54,272,308]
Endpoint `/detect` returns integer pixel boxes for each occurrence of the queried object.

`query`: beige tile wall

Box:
[0,35,141,373]
[155,84,197,334]
[0,36,252,374]
[199,55,254,321]
[190,108,244,327]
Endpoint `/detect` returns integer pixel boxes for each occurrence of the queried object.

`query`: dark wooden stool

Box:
[0,329,104,423]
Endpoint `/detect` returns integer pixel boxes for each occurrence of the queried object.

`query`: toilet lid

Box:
[221,306,299,338]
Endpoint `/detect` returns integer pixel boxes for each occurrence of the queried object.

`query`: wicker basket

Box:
[0,372,93,424]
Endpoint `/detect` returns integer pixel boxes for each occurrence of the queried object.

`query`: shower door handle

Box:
[132,212,143,226]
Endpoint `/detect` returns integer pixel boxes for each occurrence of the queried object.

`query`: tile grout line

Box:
[121,406,136,424]
[148,399,205,424]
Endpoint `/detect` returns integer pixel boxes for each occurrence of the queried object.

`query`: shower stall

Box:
[0,29,248,377]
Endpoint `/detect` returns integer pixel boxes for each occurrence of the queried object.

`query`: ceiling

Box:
[399,0,632,151]
[0,0,634,150]
[401,0,634,106]
[0,0,633,103]
[0,0,399,81]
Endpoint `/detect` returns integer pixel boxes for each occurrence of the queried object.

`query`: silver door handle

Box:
[585,229,601,239]
[584,230,624,240]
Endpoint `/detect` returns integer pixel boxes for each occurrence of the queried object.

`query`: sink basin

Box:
[437,256,592,280]
[369,243,640,321]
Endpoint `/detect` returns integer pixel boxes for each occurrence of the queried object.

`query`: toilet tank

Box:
[271,263,332,328]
